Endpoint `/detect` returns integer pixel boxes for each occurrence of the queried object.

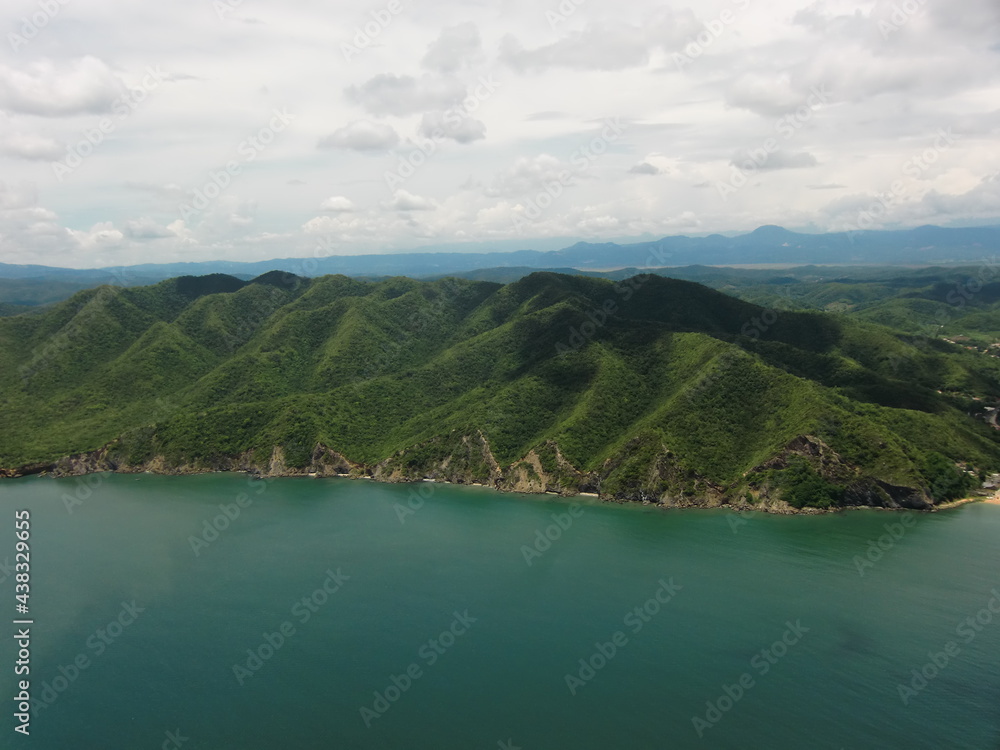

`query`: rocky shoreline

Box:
[0,432,981,516]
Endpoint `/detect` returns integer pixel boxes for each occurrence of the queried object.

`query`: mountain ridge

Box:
[2,269,998,511]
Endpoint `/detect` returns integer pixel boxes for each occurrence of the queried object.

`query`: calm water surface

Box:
[0,473,998,749]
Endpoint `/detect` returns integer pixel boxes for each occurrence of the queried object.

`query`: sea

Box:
[1,472,998,749]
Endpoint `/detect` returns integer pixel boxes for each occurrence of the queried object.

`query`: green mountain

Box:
[2,270,998,511]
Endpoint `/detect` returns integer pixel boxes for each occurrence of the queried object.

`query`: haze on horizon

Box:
[0,0,998,269]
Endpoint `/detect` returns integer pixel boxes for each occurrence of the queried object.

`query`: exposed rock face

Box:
[3,431,934,514]
[501,441,597,495]
[373,430,501,485]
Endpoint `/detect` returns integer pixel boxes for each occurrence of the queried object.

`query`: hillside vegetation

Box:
[2,270,998,510]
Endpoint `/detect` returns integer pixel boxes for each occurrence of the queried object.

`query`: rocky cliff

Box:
[2,430,938,514]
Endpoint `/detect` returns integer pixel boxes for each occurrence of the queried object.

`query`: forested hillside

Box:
[2,270,997,510]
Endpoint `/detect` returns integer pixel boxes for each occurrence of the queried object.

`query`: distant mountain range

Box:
[2,226,998,295]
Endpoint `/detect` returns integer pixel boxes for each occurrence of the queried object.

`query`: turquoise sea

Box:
[1,473,998,749]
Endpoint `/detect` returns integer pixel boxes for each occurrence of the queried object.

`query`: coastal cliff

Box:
[3,430,950,514]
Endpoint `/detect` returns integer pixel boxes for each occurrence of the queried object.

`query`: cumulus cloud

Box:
[486,154,581,199]
[818,172,1000,231]
[418,110,486,144]
[123,217,176,239]
[390,190,436,211]
[500,9,699,72]
[0,56,123,117]
[345,74,466,117]
[317,120,399,151]
[724,73,812,118]
[422,23,483,74]
[0,3,997,265]
[320,196,356,212]
[69,222,125,250]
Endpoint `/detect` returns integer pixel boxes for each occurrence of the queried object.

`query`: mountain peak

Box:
[748,225,795,238]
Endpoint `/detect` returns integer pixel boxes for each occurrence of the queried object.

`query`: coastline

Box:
[4,462,986,516]
[931,491,1000,511]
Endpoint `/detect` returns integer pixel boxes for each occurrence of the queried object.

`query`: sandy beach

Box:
[935,491,1000,511]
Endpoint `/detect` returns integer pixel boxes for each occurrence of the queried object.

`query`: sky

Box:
[0,0,998,269]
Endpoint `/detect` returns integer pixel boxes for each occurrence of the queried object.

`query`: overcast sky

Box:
[0,0,998,268]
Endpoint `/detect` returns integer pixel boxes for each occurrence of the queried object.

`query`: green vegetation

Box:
[776,460,845,509]
[1,269,998,510]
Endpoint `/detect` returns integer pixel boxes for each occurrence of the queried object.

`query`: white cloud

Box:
[0,56,123,117]
[318,120,399,151]
[422,23,483,74]
[0,3,995,267]
[345,74,466,117]
[124,217,176,239]
[500,9,699,73]
[390,190,436,211]
[418,110,486,144]
[320,196,356,212]
[486,154,581,200]
[69,222,125,250]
